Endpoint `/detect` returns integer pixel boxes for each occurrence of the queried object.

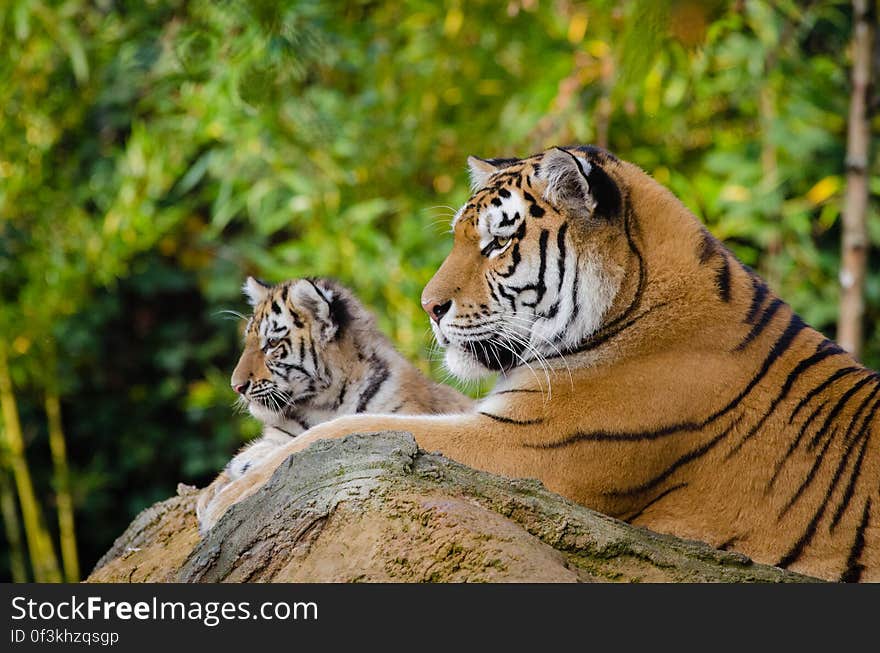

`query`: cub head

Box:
[422,146,632,380]
[231,276,352,425]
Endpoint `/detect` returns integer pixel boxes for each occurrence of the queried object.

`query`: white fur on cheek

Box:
[444,347,491,381]
[247,402,277,425]
[530,246,621,352]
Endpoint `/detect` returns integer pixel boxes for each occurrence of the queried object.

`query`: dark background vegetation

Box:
[0,0,877,581]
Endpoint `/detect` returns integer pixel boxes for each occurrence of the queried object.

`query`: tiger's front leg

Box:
[197,412,537,532]
[196,426,298,532]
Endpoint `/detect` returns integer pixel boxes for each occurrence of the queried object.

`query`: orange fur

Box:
[209,149,878,581]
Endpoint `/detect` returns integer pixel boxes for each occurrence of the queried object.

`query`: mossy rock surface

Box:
[89,431,819,583]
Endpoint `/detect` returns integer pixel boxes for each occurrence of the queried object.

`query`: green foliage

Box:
[0,0,877,578]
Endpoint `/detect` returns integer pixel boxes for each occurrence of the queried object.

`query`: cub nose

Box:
[233,381,250,395]
[421,299,452,323]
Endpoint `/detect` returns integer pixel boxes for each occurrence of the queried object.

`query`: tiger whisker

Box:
[499,313,575,390]
[495,326,552,402]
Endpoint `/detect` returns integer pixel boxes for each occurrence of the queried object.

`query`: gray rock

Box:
[89,431,819,583]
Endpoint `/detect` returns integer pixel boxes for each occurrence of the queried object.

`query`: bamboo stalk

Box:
[838,0,875,358]
[0,465,28,582]
[45,388,80,582]
[0,341,61,582]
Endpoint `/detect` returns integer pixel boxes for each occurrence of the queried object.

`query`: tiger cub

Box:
[196,276,473,531]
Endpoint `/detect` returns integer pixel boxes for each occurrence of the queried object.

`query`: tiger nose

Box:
[233,381,250,395]
[421,298,452,323]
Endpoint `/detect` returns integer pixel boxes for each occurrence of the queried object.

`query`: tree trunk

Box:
[838,0,876,358]
[45,388,80,582]
[88,432,817,583]
[0,467,28,582]
[0,342,61,583]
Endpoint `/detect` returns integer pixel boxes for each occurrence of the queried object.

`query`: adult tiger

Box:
[203,147,878,581]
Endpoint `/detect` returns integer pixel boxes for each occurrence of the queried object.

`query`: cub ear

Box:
[289,280,338,343]
[243,276,271,306]
[538,147,622,220]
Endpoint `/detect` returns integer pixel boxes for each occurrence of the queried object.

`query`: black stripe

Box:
[830,435,871,531]
[808,375,875,449]
[728,340,845,457]
[490,388,543,396]
[281,408,311,431]
[486,276,500,304]
[744,274,768,325]
[355,355,390,413]
[697,229,718,263]
[518,229,549,307]
[838,380,880,448]
[548,197,644,358]
[335,379,348,408]
[735,298,784,351]
[560,260,580,333]
[496,243,521,277]
[839,499,871,582]
[788,367,861,424]
[623,483,687,522]
[478,411,544,425]
[605,418,740,496]
[827,388,880,529]
[534,315,805,448]
[272,362,311,377]
[495,283,517,311]
[581,202,644,336]
[496,211,516,227]
[775,421,873,569]
[716,254,731,302]
[559,301,671,357]
[309,339,318,370]
[777,427,837,519]
[769,399,829,488]
[776,507,825,569]
[272,425,300,439]
[555,223,568,296]
[717,536,740,551]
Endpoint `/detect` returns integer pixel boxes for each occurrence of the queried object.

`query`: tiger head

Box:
[231,277,354,425]
[422,146,637,380]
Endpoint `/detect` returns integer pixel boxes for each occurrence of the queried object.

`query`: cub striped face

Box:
[423,146,627,380]
[231,277,347,425]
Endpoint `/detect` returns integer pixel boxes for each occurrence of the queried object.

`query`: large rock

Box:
[88,432,818,583]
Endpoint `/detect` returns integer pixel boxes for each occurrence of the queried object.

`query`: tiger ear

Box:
[537,148,597,218]
[289,280,338,343]
[467,156,501,191]
[538,147,623,220]
[243,276,271,306]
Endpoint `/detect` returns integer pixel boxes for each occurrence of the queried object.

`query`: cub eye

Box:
[482,236,512,256]
[266,337,282,349]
